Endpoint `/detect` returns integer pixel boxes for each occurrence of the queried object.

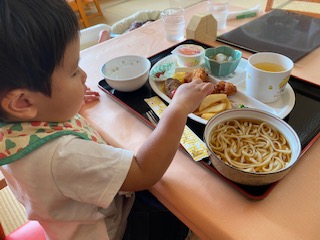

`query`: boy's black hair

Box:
[0,0,79,119]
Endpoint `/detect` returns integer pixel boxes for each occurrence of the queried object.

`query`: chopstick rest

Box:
[144,96,209,162]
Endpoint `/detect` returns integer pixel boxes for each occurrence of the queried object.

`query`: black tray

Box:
[216,9,320,62]
[98,40,320,200]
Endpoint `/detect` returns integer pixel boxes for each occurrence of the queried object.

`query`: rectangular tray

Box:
[98,39,320,200]
[216,9,320,62]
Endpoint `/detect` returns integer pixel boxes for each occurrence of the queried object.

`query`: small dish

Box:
[205,46,242,76]
[171,44,205,67]
[100,55,151,92]
[149,61,176,82]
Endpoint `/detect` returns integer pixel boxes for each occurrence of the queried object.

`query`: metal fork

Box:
[146,110,159,126]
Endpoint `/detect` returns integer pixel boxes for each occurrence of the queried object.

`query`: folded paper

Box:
[144,96,209,161]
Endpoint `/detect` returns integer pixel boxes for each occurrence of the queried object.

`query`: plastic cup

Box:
[161,8,185,42]
[246,52,294,103]
[207,0,229,29]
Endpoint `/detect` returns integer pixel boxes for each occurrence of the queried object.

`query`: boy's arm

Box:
[121,79,214,191]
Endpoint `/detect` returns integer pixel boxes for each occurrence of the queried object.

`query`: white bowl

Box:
[101,55,151,92]
[171,44,205,67]
[204,108,301,186]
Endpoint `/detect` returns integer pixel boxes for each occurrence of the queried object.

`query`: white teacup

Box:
[246,52,294,103]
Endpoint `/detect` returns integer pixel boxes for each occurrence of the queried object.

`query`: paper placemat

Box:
[144,96,209,161]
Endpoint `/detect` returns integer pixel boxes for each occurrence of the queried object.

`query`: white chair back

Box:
[80,23,111,50]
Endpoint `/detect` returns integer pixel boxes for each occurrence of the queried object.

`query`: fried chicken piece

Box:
[183,72,193,83]
[211,81,237,96]
[183,68,208,83]
[192,68,209,82]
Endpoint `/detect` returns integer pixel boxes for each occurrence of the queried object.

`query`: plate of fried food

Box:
[149,54,295,124]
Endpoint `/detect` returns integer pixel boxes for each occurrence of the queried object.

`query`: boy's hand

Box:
[170,79,214,114]
[84,87,100,103]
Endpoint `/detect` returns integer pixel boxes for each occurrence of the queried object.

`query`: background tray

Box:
[216,9,320,62]
[98,40,320,200]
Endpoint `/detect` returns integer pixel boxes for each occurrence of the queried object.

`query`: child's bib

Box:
[0,114,105,166]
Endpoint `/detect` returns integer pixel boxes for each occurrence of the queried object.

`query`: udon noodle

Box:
[208,119,292,173]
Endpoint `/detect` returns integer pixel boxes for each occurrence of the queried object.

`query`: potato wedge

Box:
[201,112,217,120]
[198,102,227,115]
[198,94,227,111]
[221,97,232,110]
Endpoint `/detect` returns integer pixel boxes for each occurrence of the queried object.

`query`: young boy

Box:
[0,0,214,239]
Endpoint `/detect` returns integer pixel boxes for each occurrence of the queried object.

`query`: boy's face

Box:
[33,36,87,122]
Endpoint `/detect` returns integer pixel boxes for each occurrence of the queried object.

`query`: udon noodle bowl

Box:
[204,108,301,186]
[208,119,291,173]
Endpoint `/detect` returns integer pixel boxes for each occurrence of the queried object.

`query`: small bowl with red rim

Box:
[171,44,205,67]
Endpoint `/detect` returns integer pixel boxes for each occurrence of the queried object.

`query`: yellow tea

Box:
[254,62,285,72]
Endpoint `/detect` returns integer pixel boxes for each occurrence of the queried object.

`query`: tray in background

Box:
[216,9,320,62]
[98,39,320,200]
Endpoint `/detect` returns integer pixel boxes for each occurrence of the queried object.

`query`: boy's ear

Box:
[1,89,38,120]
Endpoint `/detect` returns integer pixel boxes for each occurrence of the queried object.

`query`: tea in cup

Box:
[246,52,294,103]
